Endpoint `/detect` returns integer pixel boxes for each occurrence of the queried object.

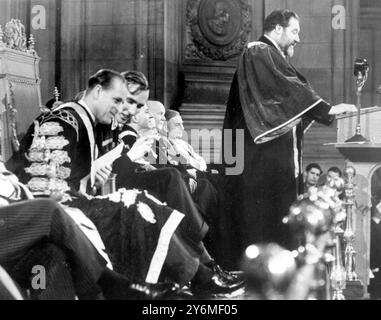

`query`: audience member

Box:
[303,163,322,193]
[327,166,342,180]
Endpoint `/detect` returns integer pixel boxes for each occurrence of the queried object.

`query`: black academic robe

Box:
[222,36,334,268]
[114,124,209,246]
[115,125,225,263]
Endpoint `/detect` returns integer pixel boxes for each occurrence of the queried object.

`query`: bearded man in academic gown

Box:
[222,9,356,268]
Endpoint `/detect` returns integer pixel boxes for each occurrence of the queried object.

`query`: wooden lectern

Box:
[336,106,381,299]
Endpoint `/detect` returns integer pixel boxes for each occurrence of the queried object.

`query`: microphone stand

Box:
[345,69,369,143]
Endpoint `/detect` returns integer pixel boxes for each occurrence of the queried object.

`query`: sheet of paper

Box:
[90,142,124,185]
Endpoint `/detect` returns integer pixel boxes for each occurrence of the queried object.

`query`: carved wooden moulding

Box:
[0,19,36,54]
[186,0,252,61]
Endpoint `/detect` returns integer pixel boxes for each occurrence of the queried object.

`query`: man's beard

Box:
[285,44,295,58]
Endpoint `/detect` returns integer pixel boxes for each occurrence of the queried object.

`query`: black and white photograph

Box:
[0,0,380,306]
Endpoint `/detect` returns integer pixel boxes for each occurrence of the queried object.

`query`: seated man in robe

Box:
[0,162,176,299]
[9,69,243,297]
[165,109,222,222]
[164,109,225,259]
[166,110,207,173]
[147,100,196,182]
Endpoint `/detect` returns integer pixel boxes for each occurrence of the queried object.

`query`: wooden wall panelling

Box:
[60,0,86,101]
[164,0,181,108]
[359,6,381,108]
[179,0,264,163]
[30,0,58,104]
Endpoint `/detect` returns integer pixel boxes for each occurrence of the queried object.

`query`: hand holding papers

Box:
[91,142,124,186]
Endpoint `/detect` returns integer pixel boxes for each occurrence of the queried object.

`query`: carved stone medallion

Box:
[186,0,251,61]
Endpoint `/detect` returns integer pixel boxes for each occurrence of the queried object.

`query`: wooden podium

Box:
[0,19,42,162]
[336,106,381,299]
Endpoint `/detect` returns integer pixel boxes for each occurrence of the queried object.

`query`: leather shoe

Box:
[129,282,180,299]
[205,260,246,283]
[191,273,245,297]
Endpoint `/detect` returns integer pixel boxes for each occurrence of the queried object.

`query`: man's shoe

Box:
[129,282,180,300]
[98,269,182,300]
[191,273,245,297]
[205,260,246,283]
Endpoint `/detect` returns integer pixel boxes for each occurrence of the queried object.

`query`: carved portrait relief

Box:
[186,0,251,61]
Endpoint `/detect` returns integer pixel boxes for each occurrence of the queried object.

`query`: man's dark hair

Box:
[87,69,124,91]
[263,9,299,33]
[306,163,322,175]
[327,166,342,177]
[121,70,149,94]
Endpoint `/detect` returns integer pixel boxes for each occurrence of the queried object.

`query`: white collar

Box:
[264,35,285,58]
[78,99,96,124]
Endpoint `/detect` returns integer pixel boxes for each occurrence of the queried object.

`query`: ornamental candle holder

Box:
[343,166,358,281]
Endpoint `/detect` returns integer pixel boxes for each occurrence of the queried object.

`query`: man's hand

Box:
[329,103,357,115]
[127,136,154,162]
[94,165,112,188]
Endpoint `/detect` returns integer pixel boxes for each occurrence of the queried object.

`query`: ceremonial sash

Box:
[145,209,184,284]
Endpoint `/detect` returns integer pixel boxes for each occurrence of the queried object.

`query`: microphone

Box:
[354,58,369,78]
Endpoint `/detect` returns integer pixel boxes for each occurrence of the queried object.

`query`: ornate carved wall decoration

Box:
[186,0,252,61]
[0,19,36,54]
[8,83,20,152]
[3,19,27,51]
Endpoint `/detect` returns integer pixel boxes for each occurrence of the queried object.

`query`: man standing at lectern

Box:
[222,9,356,266]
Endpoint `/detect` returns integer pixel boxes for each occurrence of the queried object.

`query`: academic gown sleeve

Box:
[237,43,334,144]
